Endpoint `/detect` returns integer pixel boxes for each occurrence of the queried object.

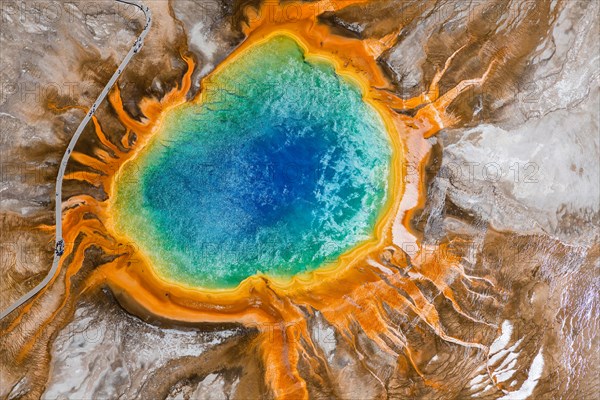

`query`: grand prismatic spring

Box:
[112,35,393,289]
[1,0,598,399]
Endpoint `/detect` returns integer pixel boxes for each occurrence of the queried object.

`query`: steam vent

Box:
[1,1,598,399]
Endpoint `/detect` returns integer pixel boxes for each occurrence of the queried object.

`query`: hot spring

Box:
[112,35,393,288]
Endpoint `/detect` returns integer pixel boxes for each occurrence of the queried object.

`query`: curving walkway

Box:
[0,0,152,321]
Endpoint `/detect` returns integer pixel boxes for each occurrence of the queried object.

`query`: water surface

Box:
[114,35,392,288]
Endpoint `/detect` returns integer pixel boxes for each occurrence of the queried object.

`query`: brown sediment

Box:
[137,330,269,399]
[1,1,504,398]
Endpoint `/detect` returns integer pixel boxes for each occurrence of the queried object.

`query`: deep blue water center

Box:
[114,35,392,288]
